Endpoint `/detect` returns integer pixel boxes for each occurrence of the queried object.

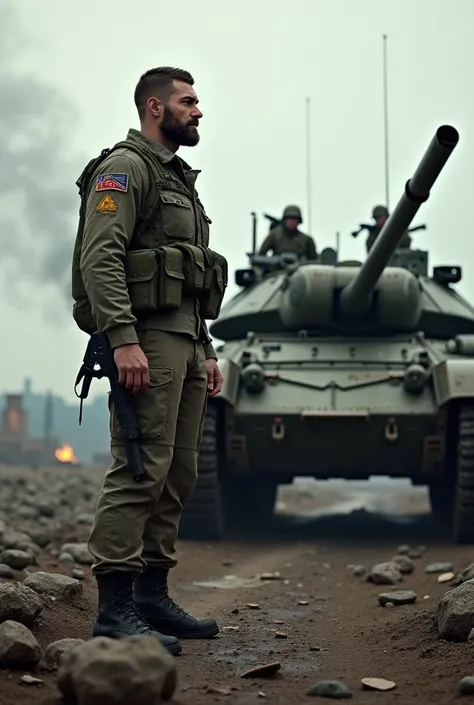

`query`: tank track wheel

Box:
[453,404,474,543]
[178,402,226,540]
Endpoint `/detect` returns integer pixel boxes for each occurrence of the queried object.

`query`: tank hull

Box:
[226,336,442,482]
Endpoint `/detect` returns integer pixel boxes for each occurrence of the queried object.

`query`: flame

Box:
[55,444,78,464]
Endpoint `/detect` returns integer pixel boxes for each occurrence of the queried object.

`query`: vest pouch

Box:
[176,244,206,294]
[155,246,185,310]
[125,249,160,312]
[199,253,229,320]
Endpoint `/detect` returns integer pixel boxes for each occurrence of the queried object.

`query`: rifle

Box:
[74,331,147,483]
[263,213,281,231]
[351,222,426,238]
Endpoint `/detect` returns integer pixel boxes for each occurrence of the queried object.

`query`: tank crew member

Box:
[258,205,318,260]
[366,205,412,252]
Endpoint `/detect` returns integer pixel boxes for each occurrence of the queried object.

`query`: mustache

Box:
[187,119,199,127]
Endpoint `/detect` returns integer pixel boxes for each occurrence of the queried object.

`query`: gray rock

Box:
[23,572,82,601]
[307,680,353,698]
[57,636,177,705]
[0,549,32,570]
[397,544,411,555]
[437,578,474,641]
[25,529,52,549]
[60,543,93,565]
[369,562,402,585]
[42,638,86,671]
[352,565,366,577]
[426,562,454,574]
[1,530,34,551]
[59,552,75,564]
[460,676,474,695]
[77,514,94,525]
[460,564,474,584]
[378,590,417,607]
[0,583,43,625]
[391,555,415,575]
[407,549,423,559]
[0,620,41,668]
[72,569,86,581]
[0,564,15,579]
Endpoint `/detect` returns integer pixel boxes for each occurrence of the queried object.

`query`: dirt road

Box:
[2,476,474,704]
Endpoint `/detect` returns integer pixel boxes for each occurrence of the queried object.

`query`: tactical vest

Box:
[273,227,308,257]
[71,140,228,335]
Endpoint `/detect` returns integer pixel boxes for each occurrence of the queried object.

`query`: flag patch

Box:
[96,194,118,213]
[95,173,129,192]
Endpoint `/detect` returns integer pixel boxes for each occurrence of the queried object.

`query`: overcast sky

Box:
[1,0,472,403]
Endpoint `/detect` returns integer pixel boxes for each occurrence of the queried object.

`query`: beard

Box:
[161,106,200,147]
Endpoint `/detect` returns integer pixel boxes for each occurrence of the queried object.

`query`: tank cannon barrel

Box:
[340,125,459,317]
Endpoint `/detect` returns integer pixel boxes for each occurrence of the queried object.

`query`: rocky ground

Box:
[1,466,474,703]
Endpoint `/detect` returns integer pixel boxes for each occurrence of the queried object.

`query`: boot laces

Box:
[113,584,153,633]
[158,587,188,618]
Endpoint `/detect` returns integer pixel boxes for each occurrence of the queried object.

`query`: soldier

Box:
[74,67,225,656]
[258,205,317,260]
[366,205,412,252]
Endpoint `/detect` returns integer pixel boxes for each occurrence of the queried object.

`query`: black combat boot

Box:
[134,567,219,639]
[93,571,182,655]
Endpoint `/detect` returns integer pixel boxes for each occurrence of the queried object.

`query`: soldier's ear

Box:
[147,96,163,119]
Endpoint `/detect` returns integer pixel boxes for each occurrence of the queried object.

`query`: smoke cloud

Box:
[0,1,83,317]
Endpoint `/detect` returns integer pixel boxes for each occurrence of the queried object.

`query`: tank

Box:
[178,125,471,543]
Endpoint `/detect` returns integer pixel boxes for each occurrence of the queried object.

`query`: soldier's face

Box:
[161,80,203,147]
[375,215,386,226]
[284,217,298,231]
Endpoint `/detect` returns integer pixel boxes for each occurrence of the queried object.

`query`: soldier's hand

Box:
[114,344,150,394]
[206,359,223,398]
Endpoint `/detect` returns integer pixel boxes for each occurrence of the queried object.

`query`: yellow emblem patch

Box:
[96,194,118,213]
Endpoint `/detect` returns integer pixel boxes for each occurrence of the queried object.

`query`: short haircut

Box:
[134,67,194,119]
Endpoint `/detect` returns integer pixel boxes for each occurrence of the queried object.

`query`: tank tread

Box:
[178,403,225,540]
[454,404,474,543]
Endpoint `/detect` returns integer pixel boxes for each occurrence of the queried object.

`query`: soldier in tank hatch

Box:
[366,205,412,252]
[258,205,318,260]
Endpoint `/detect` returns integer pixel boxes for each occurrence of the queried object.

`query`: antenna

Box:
[382,34,390,211]
[305,97,312,232]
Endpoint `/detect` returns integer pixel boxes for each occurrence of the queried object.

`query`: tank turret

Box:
[279,126,458,333]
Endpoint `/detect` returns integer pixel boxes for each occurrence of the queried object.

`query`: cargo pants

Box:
[88,329,208,573]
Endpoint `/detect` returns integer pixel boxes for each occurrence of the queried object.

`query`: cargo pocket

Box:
[108,368,173,444]
[125,249,159,311]
[160,191,195,242]
[138,367,174,442]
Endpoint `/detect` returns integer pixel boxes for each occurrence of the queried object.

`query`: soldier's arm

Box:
[200,320,217,360]
[306,236,318,260]
[258,232,274,255]
[80,153,147,349]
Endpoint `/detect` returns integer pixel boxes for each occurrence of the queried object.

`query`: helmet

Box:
[282,205,302,223]
[372,205,389,218]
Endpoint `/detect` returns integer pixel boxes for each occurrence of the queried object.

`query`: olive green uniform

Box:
[366,226,412,253]
[80,128,215,574]
[258,225,317,259]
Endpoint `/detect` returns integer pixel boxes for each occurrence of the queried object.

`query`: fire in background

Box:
[55,443,78,464]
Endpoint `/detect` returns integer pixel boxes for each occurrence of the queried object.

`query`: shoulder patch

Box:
[96,194,118,213]
[95,173,129,192]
